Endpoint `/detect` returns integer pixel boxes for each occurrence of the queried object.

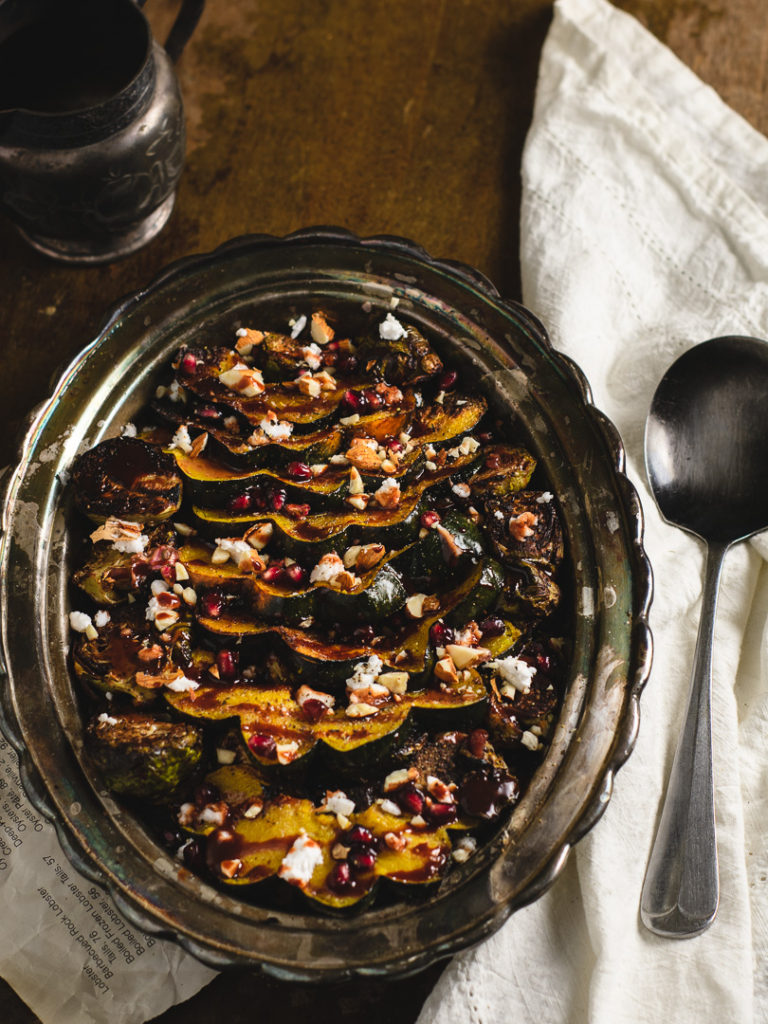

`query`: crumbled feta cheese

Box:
[309,552,345,584]
[199,804,228,826]
[379,313,406,341]
[486,655,536,694]
[536,491,554,504]
[346,655,383,690]
[121,422,137,437]
[97,713,118,726]
[168,379,184,403]
[113,533,149,554]
[169,424,193,454]
[258,415,293,441]
[339,413,360,426]
[165,674,199,693]
[278,831,323,887]
[214,537,257,570]
[452,835,478,863]
[69,611,93,633]
[290,314,308,338]
[93,610,111,628]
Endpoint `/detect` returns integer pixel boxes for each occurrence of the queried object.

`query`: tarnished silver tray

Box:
[0,227,652,979]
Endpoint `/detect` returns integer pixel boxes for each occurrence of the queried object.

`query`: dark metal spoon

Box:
[641,335,768,938]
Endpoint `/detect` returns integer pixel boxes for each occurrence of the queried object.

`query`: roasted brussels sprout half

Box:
[355,325,443,383]
[483,491,564,568]
[71,437,183,522]
[498,559,561,619]
[86,712,204,802]
[72,611,182,706]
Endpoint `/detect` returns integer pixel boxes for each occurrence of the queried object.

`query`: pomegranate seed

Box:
[200,590,224,618]
[346,825,374,847]
[301,698,329,723]
[327,861,354,893]
[363,390,382,410]
[429,621,454,646]
[468,728,489,758]
[336,355,358,375]
[285,563,305,584]
[247,733,277,759]
[326,340,340,352]
[198,405,221,419]
[343,389,360,410]
[262,565,287,584]
[228,493,252,512]
[388,439,403,453]
[286,461,312,481]
[348,848,377,872]
[216,649,238,681]
[478,431,494,444]
[479,616,505,639]
[420,511,441,529]
[395,784,424,816]
[180,352,198,375]
[438,370,458,390]
[426,801,457,825]
[270,488,286,511]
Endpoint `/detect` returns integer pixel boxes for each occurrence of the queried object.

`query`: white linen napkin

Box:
[417,1,768,1021]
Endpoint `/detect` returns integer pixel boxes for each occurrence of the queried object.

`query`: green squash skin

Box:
[446,558,506,626]
[318,563,407,624]
[408,511,486,581]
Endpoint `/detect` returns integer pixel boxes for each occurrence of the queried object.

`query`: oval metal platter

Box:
[0,227,652,979]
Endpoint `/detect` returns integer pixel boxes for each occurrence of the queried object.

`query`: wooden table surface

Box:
[1,1,766,1020]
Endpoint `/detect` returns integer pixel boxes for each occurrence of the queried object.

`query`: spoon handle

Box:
[640,540,724,938]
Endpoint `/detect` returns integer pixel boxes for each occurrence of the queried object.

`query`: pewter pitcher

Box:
[0,0,204,263]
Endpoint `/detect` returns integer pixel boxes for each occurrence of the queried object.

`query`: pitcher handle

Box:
[135,0,205,62]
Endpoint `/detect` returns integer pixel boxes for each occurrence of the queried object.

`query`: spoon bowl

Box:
[645,336,768,543]
[641,335,768,938]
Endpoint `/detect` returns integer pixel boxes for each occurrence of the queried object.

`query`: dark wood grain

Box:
[2,1,767,1021]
